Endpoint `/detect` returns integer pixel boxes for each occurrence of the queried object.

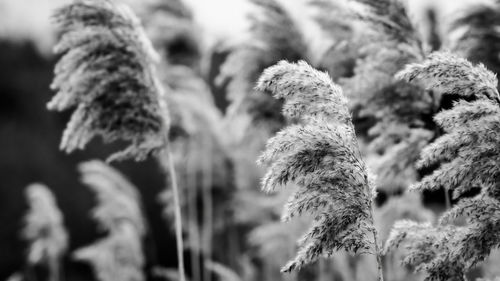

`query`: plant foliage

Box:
[142,0,200,67]
[336,0,435,192]
[385,52,500,280]
[446,2,500,87]
[23,183,68,266]
[217,0,307,136]
[49,0,169,162]
[73,160,146,281]
[256,60,379,273]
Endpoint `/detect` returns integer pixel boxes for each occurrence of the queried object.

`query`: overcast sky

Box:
[0,0,486,54]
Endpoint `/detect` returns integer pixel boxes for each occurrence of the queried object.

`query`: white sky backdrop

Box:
[0,0,490,54]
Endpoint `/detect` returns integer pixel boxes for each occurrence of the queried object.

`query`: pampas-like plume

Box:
[74,223,145,281]
[385,52,500,280]
[383,220,461,278]
[49,3,187,278]
[49,0,169,162]
[256,61,382,278]
[78,160,146,234]
[216,0,307,136]
[23,183,68,281]
[340,46,433,194]
[141,0,200,67]
[248,214,309,280]
[74,160,146,281]
[308,0,363,82]
[351,0,420,48]
[446,2,500,87]
[336,0,432,193]
[397,51,500,103]
[375,193,434,281]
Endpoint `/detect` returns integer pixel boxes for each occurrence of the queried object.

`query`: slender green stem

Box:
[187,141,201,281]
[370,206,384,281]
[373,229,384,281]
[166,149,186,281]
[202,138,213,281]
[152,53,187,280]
[48,257,60,281]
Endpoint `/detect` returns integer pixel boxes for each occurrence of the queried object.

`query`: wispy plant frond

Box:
[309,0,350,37]
[375,193,433,243]
[166,66,223,141]
[142,0,200,67]
[217,0,307,136]
[402,54,500,197]
[375,193,434,281]
[232,188,290,227]
[340,45,432,192]
[245,0,307,60]
[370,128,433,193]
[248,218,308,270]
[23,183,68,266]
[49,0,169,162]
[215,5,311,264]
[256,61,380,274]
[308,0,358,80]
[446,2,500,86]
[256,60,350,125]
[337,0,430,192]
[75,160,146,281]
[351,0,420,48]
[340,0,425,103]
[74,223,145,281]
[159,65,232,233]
[397,51,500,103]
[387,53,500,280]
[78,160,146,235]
[383,221,460,276]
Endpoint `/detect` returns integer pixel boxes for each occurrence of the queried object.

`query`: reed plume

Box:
[256,61,383,279]
[73,160,146,281]
[385,52,500,280]
[23,183,68,281]
[48,1,187,280]
[49,0,169,162]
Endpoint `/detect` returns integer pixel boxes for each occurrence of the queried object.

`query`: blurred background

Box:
[0,0,499,281]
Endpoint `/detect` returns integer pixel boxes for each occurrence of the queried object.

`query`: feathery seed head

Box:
[395,52,500,197]
[382,220,468,280]
[49,0,169,162]
[388,53,500,280]
[75,160,146,281]
[256,60,351,123]
[142,0,200,67]
[73,223,145,281]
[446,2,500,88]
[216,0,307,138]
[78,160,146,235]
[397,51,500,103]
[257,61,377,272]
[351,0,421,49]
[23,183,68,265]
